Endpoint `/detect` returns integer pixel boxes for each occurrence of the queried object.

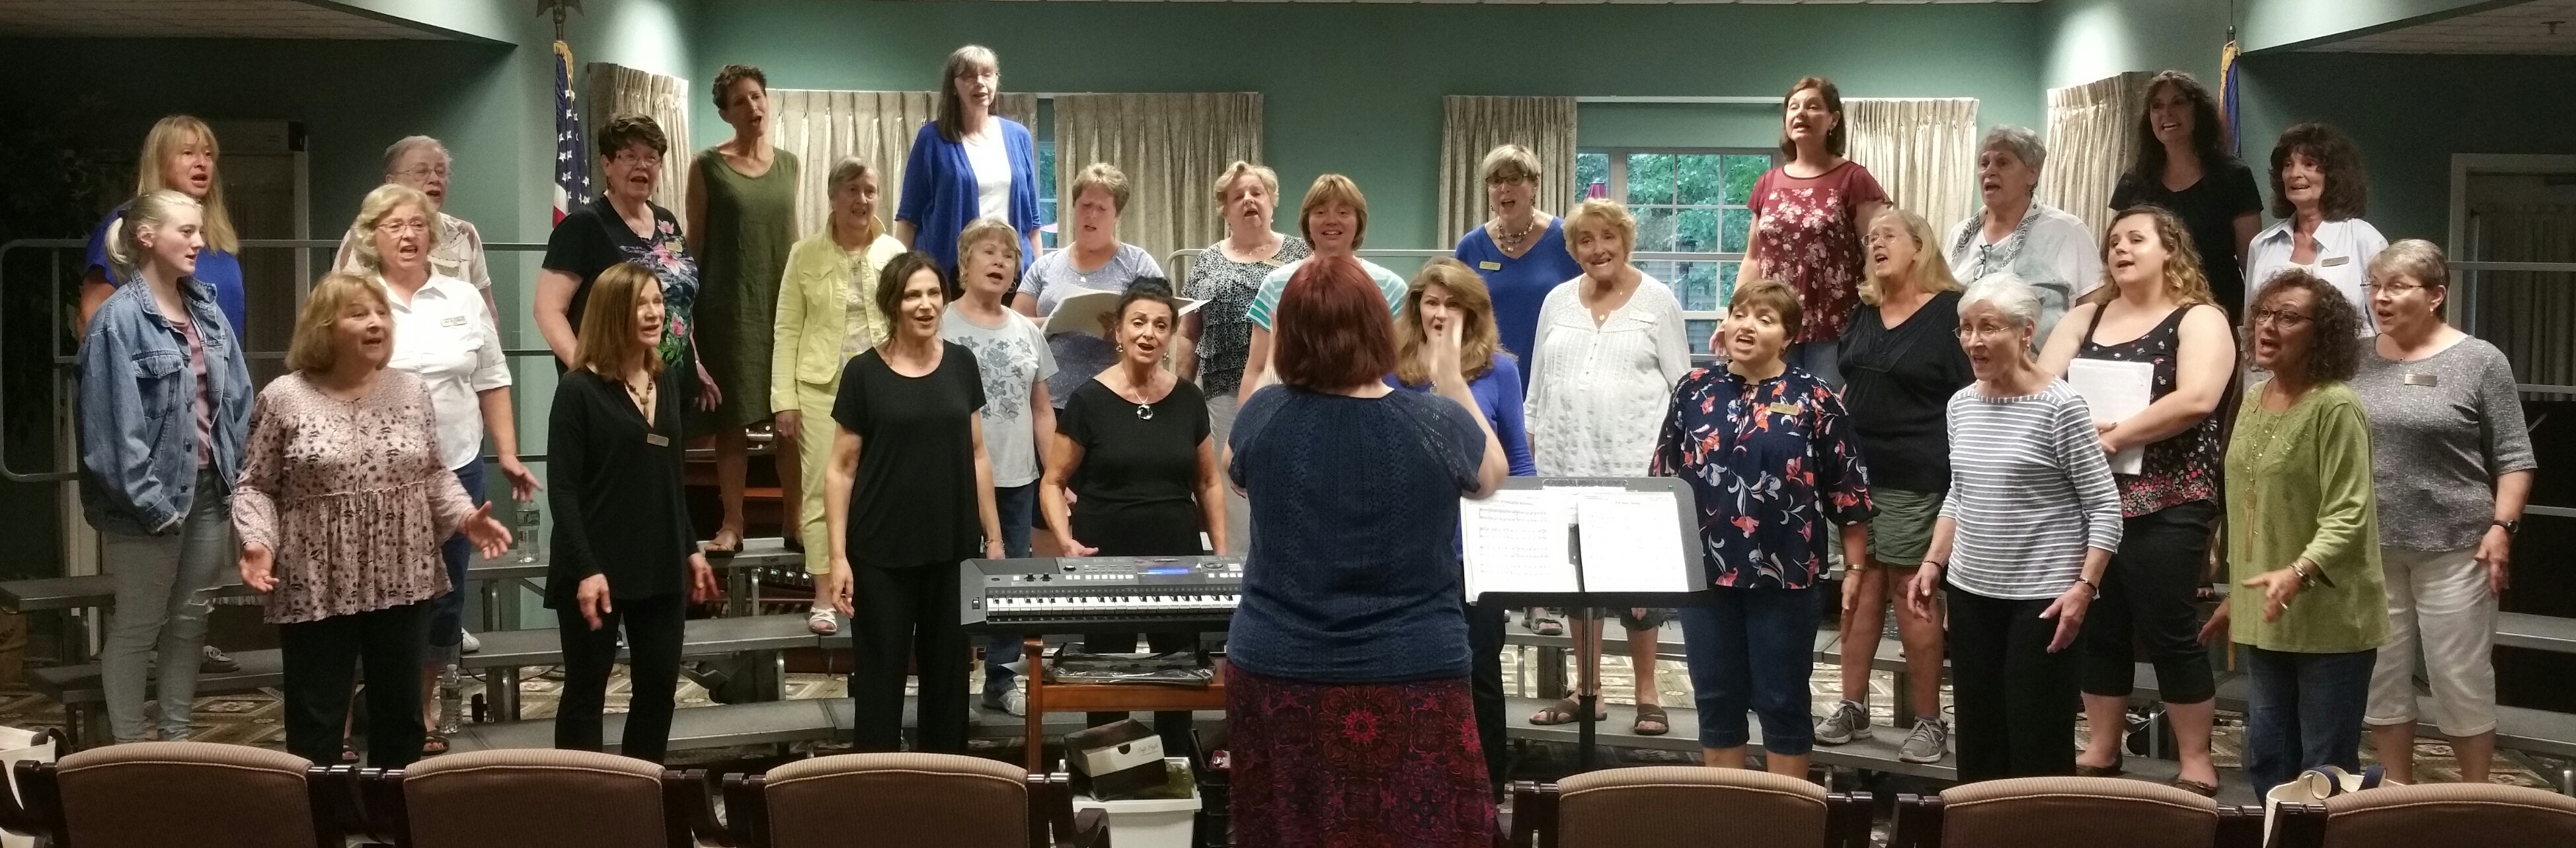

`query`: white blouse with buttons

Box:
[2244,216,2388,333]
[1524,272,1694,477]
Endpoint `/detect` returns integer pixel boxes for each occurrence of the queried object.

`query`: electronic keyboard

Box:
[960,556,1243,633]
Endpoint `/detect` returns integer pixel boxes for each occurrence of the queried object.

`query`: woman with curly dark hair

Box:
[2111,71,2264,317]
[2208,268,2383,795]
[2245,123,2386,331]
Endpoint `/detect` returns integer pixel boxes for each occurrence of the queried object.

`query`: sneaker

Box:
[1000,679,1026,716]
[1897,718,1949,764]
[1813,699,1872,745]
[459,630,481,654]
[199,645,238,674]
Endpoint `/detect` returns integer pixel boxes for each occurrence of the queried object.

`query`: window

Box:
[1573,149,1774,342]
[1037,140,1059,250]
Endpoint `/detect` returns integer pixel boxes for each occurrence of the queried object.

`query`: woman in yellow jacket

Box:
[773,157,906,635]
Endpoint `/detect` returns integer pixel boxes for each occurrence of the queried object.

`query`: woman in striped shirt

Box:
[1904,272,2123,782]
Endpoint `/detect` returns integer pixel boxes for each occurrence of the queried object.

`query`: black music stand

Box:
[1465,477,1706,771]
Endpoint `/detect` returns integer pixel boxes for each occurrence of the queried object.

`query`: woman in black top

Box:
[2110,71,2264,317]
[821,251,1004,753]
[1041,278,1226,753]
[546,261,722,763]
[1818,209,1973,764]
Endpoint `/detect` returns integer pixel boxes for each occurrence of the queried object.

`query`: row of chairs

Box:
[11,740,2576,847]
[0,742,1105,847]
[1504,766,2576,848]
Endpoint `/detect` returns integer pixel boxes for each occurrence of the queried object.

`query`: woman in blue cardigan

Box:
[896,44,1042,282]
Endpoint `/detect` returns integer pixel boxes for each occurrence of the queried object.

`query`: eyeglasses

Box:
[1865,232,1910,247]
[1955,323,2019,338]
[396,165,449,180]
[611,151,662,168]
[375,219,430,236]
[2252,309,2314,328]
[2364,281,2431,295]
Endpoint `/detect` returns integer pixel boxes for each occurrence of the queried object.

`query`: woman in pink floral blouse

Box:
[233,272,510,769]
[1742,75,1891,388]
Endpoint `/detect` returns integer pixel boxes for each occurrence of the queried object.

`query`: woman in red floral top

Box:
[1743,76,1891,388]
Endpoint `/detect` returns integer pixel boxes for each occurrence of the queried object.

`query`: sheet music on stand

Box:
[1458,478,1703,605]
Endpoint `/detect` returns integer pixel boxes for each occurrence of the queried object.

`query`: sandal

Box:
[2169,777,2218,798]
[1529,609,1565,637]
[806,607,839,636]
[340,744,359,765]
[1528,697,1605,726]
[1632,705,1670,736]
[420,733,449,757]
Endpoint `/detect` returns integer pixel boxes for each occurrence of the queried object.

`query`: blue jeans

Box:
[426,461,487,651]
[2243,645,2377,795]
[1676,586,1821,754]
[1784,340,1844,389]
[983,482,1037,695]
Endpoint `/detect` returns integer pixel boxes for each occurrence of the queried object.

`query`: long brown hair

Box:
[2082,206,2216,309]
[136,116,239,252]
[1394,258,1503,385]
[934,45,1000,143]
[573,262,665,375]
[2125,71,2232,186]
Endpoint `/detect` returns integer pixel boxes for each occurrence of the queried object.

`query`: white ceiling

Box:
[2306,0,2576,55]
[0,0,441,39]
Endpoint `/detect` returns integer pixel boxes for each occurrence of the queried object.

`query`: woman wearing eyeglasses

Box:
[2211,268,2384,796]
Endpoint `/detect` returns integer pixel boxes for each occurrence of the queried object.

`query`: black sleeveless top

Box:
[2076,304,2226,517]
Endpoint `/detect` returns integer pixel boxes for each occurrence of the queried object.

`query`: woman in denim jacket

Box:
[75,189,253,744]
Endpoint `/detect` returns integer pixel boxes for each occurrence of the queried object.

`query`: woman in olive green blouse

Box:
[2206,267,2386,795]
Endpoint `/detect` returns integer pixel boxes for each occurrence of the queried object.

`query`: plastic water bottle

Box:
[437,661,464,736]
[512,506,542,563]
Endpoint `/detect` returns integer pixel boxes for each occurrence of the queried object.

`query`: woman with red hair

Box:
[1226,257,1508,847]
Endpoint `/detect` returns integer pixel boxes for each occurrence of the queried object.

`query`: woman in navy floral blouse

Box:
[1655,278,1873,781]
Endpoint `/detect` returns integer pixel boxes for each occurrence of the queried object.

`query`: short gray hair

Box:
[382,135,450,174]
[1980,124,2046,174]
[1961,272,2043,330]
[826,156,875,192]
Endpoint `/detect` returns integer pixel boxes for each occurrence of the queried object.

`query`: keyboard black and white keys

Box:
[960,557,1243,633]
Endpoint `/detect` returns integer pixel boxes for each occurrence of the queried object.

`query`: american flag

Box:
[552,40,590,223]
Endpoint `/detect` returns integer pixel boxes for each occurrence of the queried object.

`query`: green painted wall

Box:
[687,0,2046,251]
[2038,0,2234,89]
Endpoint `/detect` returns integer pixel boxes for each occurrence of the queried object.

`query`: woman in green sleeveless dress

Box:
[687,64,801,552]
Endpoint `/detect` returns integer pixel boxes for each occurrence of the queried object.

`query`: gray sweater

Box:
[2351,336,2536,551]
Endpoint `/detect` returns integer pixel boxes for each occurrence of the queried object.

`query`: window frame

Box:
[1577,146,1776,324]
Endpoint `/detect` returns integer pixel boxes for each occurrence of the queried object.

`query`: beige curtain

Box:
[1053,93,1263,266]
[768,91,1035,240]
[583,63,691,212]
[1437,96,1577,241]
[1845,98,1981,231]
[2468,203,2576,394]
[2042,71,2150,239]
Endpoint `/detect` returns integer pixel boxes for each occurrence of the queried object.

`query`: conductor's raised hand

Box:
[576,572,613,631]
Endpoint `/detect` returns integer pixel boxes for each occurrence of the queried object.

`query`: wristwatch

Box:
[2494,519,2522,535]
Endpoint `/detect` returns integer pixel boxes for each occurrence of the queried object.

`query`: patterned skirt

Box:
[1226,667,1494,848]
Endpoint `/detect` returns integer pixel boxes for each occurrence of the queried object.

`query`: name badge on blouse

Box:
[1766,403,1803,418]
[2321,256,2350,267]
[646,433,671,447]
[1478,260,1503,271]
[440,315,469,328]
[2404,373,2439,387]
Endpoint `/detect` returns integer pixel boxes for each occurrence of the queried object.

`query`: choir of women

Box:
[63,42,2551,844]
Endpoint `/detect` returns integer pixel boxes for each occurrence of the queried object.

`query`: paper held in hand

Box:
[1458,487,1693,599]
[1041,289,1207,339]
[2064,358,2154,475]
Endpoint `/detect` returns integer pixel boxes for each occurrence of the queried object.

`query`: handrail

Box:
[0,237,555,483]
[1161,245,1745,322]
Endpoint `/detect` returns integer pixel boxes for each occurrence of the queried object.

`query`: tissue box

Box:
[1064,719,1167,800]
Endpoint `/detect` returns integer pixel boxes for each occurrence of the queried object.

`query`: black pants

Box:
[852,561,969,752]
[1467,600,1507,793]
[2079,500,2218,703]
[555,593,686,763]
[280,602,426,769]
[1081,631,1201,760]
[1948,584,2077,783]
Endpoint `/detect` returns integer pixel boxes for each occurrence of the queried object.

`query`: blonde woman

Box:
[775,157,907,634]
[1181,161,1309,556]
[233,273,510,768]
[332,135,498,322]
[77,190,252,745]
[79,116,245,334]
[1524,198,1691,736]
[1454,144,1583,375]
[1815,209,1972,764]
[346,182,533,752]
[946,218,1057,713]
